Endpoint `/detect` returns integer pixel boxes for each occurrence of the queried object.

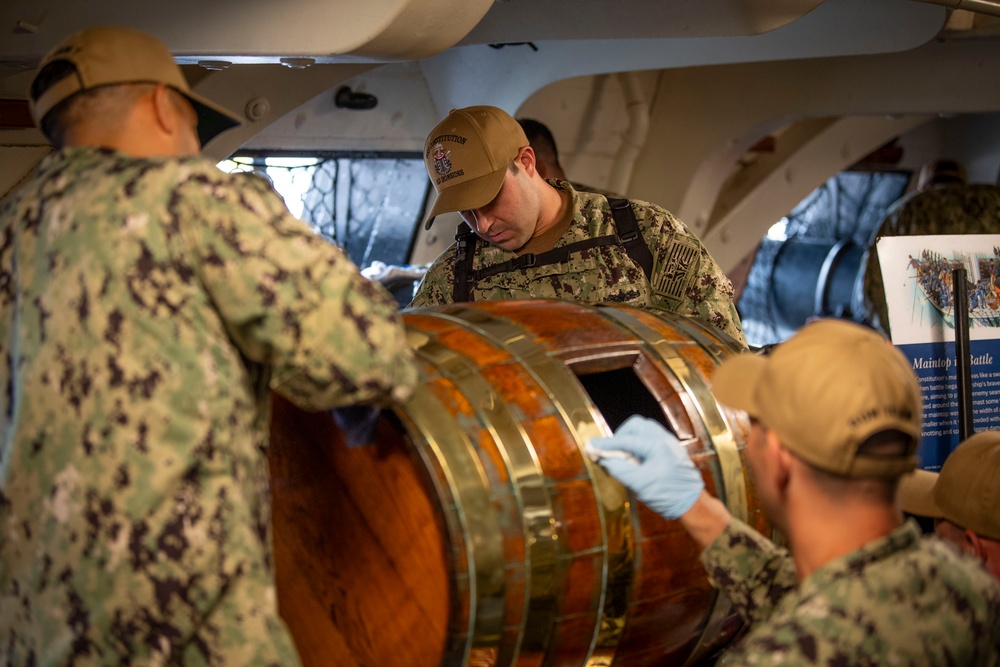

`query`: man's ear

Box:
[518,145,537,177]
[150,84,179,134]
[966,529,988,561]
[771,433,793,496]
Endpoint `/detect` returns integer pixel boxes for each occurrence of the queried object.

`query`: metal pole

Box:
[952,266,974,441]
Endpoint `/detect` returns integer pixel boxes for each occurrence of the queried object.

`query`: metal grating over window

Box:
[218,152,428,273]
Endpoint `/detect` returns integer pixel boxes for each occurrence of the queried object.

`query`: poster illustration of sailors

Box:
[878,234,1000,469]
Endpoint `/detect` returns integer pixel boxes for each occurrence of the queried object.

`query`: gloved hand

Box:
[588,415,704,519]
[332,404,382,447]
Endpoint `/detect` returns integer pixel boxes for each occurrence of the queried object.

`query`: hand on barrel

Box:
[332,404,382,447]
[588,415,704,519]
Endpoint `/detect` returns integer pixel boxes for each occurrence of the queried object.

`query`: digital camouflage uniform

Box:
[702,519,1000,665]
[862,183,1000,337]
[0,147,418,666]
[409,181,747,346]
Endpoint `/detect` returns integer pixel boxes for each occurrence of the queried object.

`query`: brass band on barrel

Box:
[449,306,634,665]
[410,309,561,664]
[404,335,509,662]
[597,307,747,664]
[663,313,732,365]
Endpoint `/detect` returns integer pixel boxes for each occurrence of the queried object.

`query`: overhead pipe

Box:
[912,0,1000,18]
[607,73,651,196]
[565,74,610,177]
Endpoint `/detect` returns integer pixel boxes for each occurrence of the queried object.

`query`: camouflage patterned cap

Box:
[421,105,527,229]
[29,26,242,146]
[712,319,922,478]
[898,431,1000,540]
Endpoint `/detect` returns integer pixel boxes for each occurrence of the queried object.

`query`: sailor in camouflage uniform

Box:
[862,159,1000,337]
[409,106,746,347]
[0,27,417,666]
[591,319,1000,665]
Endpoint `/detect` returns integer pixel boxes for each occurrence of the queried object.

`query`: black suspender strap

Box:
[452,224,479,302]
[451,197,654,301]
[474,234,622,281]
[607,197,654,282]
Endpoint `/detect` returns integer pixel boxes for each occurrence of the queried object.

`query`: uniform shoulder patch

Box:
[652,237,699,300]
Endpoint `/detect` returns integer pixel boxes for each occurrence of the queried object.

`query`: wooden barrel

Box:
[269,300,771,667]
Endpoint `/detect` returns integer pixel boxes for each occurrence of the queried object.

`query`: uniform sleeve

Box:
[407,246,457,308]
[699,519,798,626]
[862,203,905,338]
[640,204,747,347]
[0,222,12,430]
[861,245,891,337]
[174,171,417,410]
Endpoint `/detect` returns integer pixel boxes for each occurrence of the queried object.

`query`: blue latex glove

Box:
[588,415,704,519]
[332,405,382,447]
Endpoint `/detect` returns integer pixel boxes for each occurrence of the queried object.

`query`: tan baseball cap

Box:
[421,105,527,230]
[29,26,242,146]
[898,431,1000,540]
[712,319,922,478]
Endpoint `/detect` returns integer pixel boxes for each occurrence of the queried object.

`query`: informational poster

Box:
[877,234,1000,470]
